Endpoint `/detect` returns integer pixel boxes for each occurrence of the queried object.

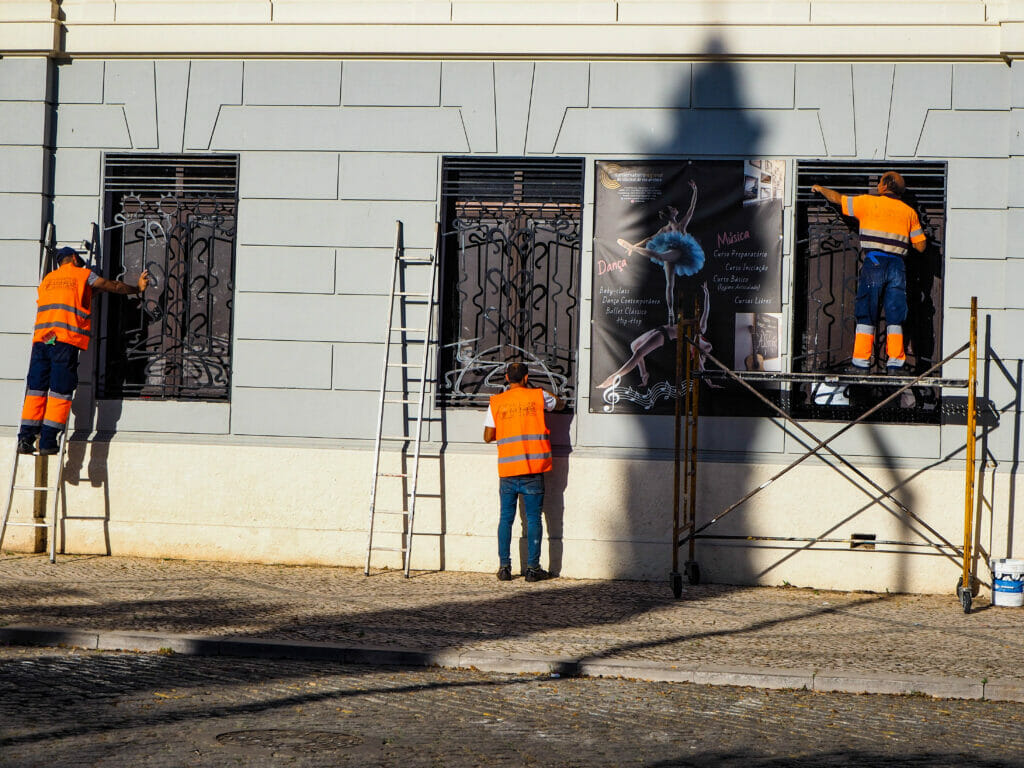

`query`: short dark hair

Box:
[505,362,529,383]
[56,246,79,262]
[879,171,906,197]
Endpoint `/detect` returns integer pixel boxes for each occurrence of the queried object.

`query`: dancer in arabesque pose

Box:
[616,179,705,325]
[597,282,713,390]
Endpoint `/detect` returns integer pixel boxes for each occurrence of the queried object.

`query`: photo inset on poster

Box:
[592,160,784,415]
[734,312,782,373]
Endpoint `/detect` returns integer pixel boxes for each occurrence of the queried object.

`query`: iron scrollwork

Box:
[100,191,236,400]
[439,201,581,407]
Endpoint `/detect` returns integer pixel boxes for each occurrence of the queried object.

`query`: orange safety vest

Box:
[490,387,553,478]
[33,262,94,350]
[840,194,925,258]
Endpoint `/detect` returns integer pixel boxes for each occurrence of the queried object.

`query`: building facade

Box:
[2,0,1023,594]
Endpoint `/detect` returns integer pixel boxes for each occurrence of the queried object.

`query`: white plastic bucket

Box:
[991,558,1024,607]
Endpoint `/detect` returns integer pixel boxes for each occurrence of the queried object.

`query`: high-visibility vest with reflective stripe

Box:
[33,262,94,350]
[840,193,925,258]
[490,387,552,478]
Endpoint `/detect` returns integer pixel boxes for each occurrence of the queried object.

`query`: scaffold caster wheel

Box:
[670,571,683,599]
[684,560,701,586]
[956,577,972,615]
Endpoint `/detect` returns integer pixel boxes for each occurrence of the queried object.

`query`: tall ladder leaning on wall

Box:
[0,223,84,562]
[365,220,440,577]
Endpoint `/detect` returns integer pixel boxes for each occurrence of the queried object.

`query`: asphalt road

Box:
[1,646,1023,767]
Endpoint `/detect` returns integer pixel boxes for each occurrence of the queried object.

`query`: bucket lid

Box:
[991,558,1024,572]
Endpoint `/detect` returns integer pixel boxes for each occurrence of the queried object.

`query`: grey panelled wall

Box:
[1,58,1023,468]
[0,57,52,426]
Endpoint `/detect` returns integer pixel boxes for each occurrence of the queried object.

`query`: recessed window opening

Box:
[793,161,946,424]
[437,157,584,409]
[97,154,239,401]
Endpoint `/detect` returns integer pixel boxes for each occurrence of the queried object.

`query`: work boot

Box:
[37,441,59,455]
[16,438,36,455]
[524,566,549,583]
[496,565,512,581]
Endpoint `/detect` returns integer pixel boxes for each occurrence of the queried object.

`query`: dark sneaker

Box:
[524,566,549,583]
[16,438,36,455]
[885,366,905,376]
[496,565,512,581]
[37,444,59,456]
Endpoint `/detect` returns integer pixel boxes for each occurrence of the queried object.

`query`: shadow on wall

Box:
[62,358,126,558]
[577,35,768,586]
[980,317,1022,563]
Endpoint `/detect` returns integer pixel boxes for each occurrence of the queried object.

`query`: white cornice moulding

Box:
[57,23,1003,59]
[0,0,59,53]
[999,20,1024,58]
[0,0,59,22]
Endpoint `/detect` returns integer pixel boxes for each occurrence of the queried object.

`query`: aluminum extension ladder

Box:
[365,221,439,577]
[0,429,69,562]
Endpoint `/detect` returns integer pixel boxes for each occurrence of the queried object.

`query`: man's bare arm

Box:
[483,426,496,443]
[912,239,927,253]
[92,270,149,295]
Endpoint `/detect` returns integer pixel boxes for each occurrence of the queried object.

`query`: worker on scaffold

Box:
[17,246,149,456]
[483,361,564,583]
[812,171,927,374]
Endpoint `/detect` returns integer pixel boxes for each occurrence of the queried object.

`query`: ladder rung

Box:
[378,472,408,478]
[391,327,428,333]
[400,258,434,264]
[370,546,407,552]
[3,521,49,528]
[394,291,430,298]
[12,485,60,492]
[373,510,409,516]
[387,362,424,368]
[380,435,412,441]
[383,398,420,404]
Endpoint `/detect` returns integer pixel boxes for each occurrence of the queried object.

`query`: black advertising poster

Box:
[591,159,785,415]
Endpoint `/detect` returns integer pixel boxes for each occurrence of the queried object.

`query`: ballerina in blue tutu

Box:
[617,179,705,324]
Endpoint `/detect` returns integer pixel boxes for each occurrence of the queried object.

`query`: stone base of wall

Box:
[1,436,1015,595]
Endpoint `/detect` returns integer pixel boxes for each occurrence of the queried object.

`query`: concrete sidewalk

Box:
[1,554,1022,702]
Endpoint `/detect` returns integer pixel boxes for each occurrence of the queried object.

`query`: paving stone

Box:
[0,554,1022,703]
[2,648,1024,767]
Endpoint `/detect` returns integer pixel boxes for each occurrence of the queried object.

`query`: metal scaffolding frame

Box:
[671,298,981,613]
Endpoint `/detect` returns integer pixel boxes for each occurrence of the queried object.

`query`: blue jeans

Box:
[855,252,907,330]
[853,251,908,369]
[498,473,545,568]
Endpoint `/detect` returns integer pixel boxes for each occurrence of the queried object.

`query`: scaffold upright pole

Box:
[958,296,979,613]
[671,313,685,598]
[684,320,700,585]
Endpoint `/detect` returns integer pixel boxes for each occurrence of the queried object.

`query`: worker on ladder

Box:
[16,247,148,456]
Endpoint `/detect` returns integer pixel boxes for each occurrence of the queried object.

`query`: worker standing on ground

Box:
[483,362,564,582]
[812,172,927,373]
[17,246,148,455]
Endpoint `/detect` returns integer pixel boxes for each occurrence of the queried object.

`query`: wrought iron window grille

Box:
[437,157,584,409]
[97,154,239,402]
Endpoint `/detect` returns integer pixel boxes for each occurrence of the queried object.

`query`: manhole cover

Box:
[216,729,362,754]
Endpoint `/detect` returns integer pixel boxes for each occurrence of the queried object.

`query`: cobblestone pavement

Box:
[2,646,1023,768]
[1,554,1023,692]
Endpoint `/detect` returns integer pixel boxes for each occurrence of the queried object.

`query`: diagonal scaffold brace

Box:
[670,299,981,612]
[675,340,968,549]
